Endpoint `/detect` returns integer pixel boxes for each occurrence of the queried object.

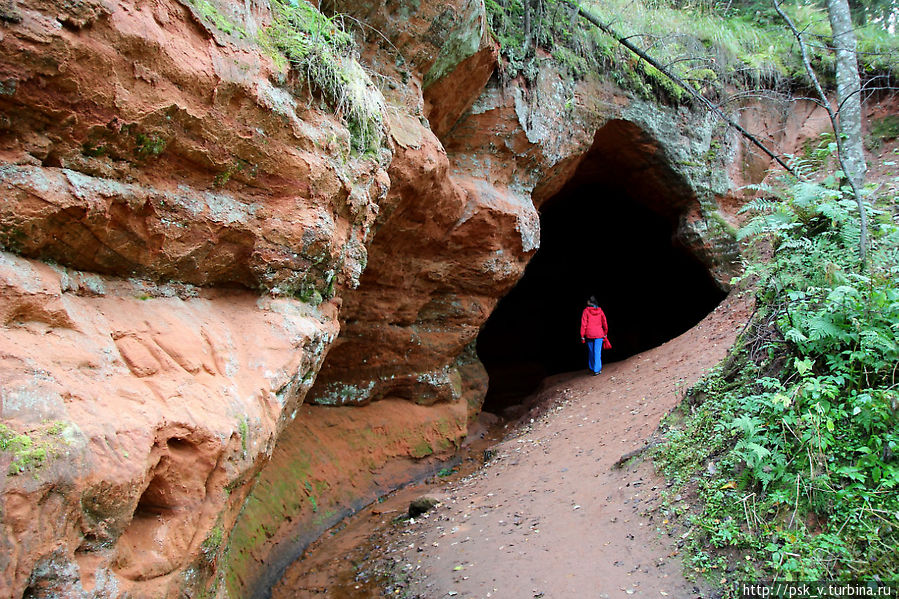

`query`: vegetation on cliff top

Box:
[185,0,385,154]
[486,0,898,102]
[259,0,385,154]
[655,152,899,586]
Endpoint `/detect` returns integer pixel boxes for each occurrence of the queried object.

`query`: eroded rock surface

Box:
[0,252,339,597]
[0,0,389,296]
[0,0,388,596]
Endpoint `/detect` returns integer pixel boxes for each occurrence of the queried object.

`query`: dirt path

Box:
[274,293,751,598]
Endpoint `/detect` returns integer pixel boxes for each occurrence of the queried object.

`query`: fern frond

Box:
[785,154,816,180]
[792,181,824,208]
[806,314,846,342]
[778,237,814,252]
[860,329,897,357]
[838,221,861,251]
[738,196,780,215]
[818,199,850,223]
[737,216,769,241]
[785,328,809,343]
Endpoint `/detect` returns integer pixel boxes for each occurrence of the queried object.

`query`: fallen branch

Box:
[613,438,664,469]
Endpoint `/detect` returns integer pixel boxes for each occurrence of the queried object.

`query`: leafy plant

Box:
[134,133,167,158]
[657,166,899,585]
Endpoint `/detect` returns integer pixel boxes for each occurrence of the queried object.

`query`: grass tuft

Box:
[259,0,386,154]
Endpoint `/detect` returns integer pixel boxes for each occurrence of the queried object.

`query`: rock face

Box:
[0,252,340,598]
[0,0,837,597]
[0,0,389,596]
[0,0,389,296]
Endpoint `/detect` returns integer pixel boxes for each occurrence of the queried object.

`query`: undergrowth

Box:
[485,0,898,104]
[655,160,899,589]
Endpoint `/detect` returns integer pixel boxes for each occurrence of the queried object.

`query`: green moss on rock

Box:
[0,421,69,475]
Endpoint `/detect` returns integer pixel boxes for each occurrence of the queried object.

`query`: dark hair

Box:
[588,295,598,306]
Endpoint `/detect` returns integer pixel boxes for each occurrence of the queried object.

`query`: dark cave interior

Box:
[476,122,728,414]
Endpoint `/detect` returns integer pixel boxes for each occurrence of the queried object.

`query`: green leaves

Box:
[794,357,814,376]
[735,439,770,466]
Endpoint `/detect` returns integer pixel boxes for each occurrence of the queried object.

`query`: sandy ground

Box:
[274,292,752,598]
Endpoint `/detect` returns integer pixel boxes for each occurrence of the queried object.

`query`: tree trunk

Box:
[523,0,532,50]
[826,0,867,191]
[775,0,868,264]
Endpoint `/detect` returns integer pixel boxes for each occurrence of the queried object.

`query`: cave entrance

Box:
[476,120,728,414]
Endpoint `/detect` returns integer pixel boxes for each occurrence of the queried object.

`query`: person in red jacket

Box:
[580,296,608,376]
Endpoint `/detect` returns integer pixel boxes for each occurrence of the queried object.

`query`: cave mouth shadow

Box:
[476,127,728,415]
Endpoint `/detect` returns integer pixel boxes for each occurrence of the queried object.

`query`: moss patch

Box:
[867,114,899,152]
[223,399,468,597]
[422,4,485,87]
[0,421,68,475]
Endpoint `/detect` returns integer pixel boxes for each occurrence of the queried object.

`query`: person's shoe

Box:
[592,371,600,376]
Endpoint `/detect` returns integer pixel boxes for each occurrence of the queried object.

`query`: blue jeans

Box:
[586,338,603,374]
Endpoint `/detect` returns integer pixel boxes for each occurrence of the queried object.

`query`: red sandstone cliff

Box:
[0,0,389,595]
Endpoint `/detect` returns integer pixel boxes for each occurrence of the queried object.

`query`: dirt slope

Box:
[276,292,752,598]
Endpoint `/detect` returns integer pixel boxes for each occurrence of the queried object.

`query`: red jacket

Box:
[580,306,608,339]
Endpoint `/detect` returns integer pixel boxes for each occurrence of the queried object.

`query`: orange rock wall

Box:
[0,0,389,596]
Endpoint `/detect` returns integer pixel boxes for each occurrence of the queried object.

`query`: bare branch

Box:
[662,55,714,70]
